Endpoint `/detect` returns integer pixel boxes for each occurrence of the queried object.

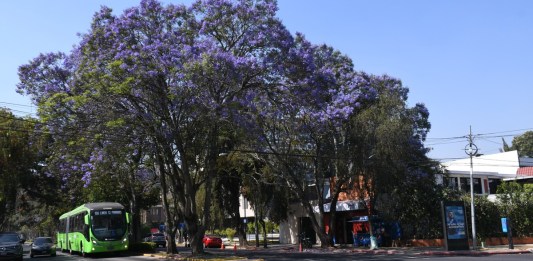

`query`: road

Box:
[21,244,152,261]
[21,244,532,261]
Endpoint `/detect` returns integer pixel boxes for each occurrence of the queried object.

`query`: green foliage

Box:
[496,181,533,237]
[245,220,278,234]
[460,194,501,239]
[436,182,533,240]
[381,174,444,239]
[129,242,156,253]
[225,228,236,241]
[264,221,279,234]
[213,228,236,242]
[0,109,42,230]
[510,131,533,157]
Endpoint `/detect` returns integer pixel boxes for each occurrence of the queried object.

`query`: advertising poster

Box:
[445,205,466,239]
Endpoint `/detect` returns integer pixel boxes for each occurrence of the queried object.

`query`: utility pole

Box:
[465,126,478,250]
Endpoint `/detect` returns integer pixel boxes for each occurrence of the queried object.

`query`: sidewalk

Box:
[244,243,533,256]
[143,243,533,260]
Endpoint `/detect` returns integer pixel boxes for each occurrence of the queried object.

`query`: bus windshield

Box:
[91,210,126,241]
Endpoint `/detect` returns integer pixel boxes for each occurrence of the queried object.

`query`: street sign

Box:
[501,218,508,233]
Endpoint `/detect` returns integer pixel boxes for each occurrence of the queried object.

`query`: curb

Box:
[419,249,532,256]
[344,248,533,256]
[143,253,264,261]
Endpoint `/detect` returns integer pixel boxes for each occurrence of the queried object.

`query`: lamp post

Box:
[465,127,478,250]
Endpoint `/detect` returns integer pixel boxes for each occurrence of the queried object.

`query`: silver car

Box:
[30,237,56,258]
[0,232,24,261]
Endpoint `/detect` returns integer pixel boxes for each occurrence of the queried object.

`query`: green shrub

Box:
[129,242,156,253]
[225,228,236,242]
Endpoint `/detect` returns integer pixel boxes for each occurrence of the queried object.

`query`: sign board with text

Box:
[441,201,469,251]
[501,218,508,233]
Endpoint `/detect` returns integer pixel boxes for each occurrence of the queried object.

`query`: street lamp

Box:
[465,137,478,250]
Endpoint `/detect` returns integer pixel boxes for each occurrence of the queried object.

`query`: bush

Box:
[497,182,533,237]
[460,193,501,239]
[225,228,236,242]
[129,242,156,253]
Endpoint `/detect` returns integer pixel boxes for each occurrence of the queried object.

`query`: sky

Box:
[1,0,532,162]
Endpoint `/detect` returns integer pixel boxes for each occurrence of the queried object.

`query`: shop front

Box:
[318,200,370,245]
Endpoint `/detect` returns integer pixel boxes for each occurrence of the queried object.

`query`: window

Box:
[59,218,67,233]
[68,213,86,233]
[460,177,482,194]
[488,179,502,194]
[444,177,458,190]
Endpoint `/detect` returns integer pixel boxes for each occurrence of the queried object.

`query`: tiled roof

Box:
[516,167,533,176]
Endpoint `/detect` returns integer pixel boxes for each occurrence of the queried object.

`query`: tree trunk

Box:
[238,221,247,246]
[186,218,204,254]
[260,219,267,248]
[254,211,259,247]
[129,199,142,243]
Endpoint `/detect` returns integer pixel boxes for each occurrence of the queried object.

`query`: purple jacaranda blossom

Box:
[15,0,433,253]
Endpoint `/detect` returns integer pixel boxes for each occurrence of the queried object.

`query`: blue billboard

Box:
[442,201,469,251]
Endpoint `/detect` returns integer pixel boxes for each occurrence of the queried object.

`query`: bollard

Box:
[233,243,237,253]
[299,242,302,252]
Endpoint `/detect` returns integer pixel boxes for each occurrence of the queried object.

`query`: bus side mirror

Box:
[84,215,89,225]
[126,212,132,224]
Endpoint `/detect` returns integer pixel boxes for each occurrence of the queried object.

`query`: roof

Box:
[59,202,125,219]
[517,166,533,177]
[84,202,125,210]
[442,150,520,176]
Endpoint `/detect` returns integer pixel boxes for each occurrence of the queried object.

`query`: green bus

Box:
[57,202,131,256]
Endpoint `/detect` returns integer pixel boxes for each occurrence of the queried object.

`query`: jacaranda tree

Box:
[17,0,435,252]
[18,0,294,254]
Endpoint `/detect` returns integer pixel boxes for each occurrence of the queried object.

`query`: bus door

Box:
[65,217,70,250]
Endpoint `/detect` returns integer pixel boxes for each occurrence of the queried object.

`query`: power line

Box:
[0,101,34,108]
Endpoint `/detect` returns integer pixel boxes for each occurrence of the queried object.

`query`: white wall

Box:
[238,195,255,218]
[442,150,520,178]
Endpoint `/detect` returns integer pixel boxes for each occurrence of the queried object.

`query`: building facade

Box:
[439,150,533,195]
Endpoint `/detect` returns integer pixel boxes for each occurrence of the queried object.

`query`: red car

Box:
[202,235,222,248]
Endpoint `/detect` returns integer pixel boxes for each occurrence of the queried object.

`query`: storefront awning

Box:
[347,216,369,222]
[313,200,366,213]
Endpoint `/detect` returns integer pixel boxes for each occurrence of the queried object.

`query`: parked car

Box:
[30,237,56,258]
[144,233,166,248]
[0,232,24,261]
[202,235,222,248]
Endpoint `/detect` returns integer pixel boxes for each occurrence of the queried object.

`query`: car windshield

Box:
[34,238,53,244]
[0,234,19,242]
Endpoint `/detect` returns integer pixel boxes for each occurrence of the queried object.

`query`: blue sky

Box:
[1,0,532,161]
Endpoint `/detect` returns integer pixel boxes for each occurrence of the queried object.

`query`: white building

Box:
[439,150,533,195]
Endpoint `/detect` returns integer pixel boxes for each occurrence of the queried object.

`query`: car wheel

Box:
[30,252,34,258]
[52,253,57,257]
